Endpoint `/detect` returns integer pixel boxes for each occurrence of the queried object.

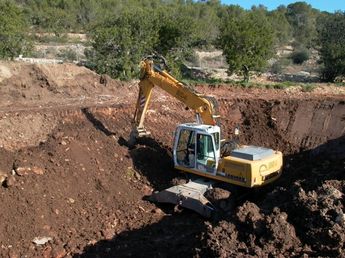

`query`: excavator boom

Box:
[131,57,219,142]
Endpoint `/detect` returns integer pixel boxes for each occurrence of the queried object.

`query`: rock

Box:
[330,189,342,200]
[102,228,115,240]
[68,198,75,204]
[100,74,111,86]
[32,166,45,175]
[42,245,52,258]
[15,166,44,176]
[14,166,30,176]
[142,185,153,195]
[4,175,16,188]
[205,187,231,203]
[297,71,311,76]
[32,236,53,245]
[0,172,7,185]
[335,213,345,225]
[60,140,67,146]
[134,171,141,180]
[236,201,263,223]
[152,208,164,215]
[52,245,66,258]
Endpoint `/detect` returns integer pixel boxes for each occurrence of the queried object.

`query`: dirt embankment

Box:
[0,61,132,110]
[0,61,344,257]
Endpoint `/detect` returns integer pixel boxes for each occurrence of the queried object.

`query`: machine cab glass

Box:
[175,126,219,175]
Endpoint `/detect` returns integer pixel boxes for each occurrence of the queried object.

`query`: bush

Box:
[270,58,292,74]
[57,49,77,61]
[290,49,310,64]
[318,12,345,82]
[0,1,31,58]
[217,7,275,82]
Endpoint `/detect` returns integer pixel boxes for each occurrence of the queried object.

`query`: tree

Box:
[217,7,275,82]
[87,3,203,80]
[317,12,345,81]
[0,0,31,58]
[87,9,159,80]
[268,7,293,45]
[285,2,317,47]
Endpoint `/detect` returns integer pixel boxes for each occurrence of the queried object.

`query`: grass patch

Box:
[335,82,345,87]
[301,84,317,92]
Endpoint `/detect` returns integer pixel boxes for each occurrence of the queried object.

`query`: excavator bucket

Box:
[149,179,215,217]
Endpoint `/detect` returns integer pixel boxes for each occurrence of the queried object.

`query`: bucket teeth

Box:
[149,179,215,217]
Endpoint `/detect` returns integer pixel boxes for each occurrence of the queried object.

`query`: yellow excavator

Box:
[130,55,283,217]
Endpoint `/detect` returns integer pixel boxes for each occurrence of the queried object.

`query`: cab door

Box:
[174,129,196,169]
[195,133,217,174]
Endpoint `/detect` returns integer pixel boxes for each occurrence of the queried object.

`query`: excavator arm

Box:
[130,56,219,142]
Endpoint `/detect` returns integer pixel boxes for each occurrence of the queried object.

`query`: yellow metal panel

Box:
[175,151,283,188]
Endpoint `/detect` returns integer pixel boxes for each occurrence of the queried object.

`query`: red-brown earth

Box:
[0,61,344,257]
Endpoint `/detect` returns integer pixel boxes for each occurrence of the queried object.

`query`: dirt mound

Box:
[202,153,345,257]
[0,115,169,257]
[203,205,301,257]
[0,61,125,108]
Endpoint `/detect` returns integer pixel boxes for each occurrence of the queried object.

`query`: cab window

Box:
[212,132,220,150]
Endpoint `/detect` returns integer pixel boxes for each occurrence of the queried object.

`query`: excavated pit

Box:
[0,94,343,257]
[0,62,344,257]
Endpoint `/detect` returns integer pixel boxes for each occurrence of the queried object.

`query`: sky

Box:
[221,0,344,13]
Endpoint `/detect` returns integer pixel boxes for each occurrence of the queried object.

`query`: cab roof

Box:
[178,123,220,133]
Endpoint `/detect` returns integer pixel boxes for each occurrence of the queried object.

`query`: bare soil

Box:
[0,62,344,257]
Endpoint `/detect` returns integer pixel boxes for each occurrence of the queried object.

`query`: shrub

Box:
[290,48,310,64]
[271,58,292,74]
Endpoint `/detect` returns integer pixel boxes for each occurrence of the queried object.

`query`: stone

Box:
[134,171,141,180]
[336,213,345,225]
[152,208,164,215]
[32,167,45,175]
[142,185,153,195]
[4,175,16,188]
[15,166,30,176]
[32,236,52,245]
[52,245,66,258]
[0,172,7,185]
[102,228,115,240]
[68,198,75,204]
[15,166,44,176]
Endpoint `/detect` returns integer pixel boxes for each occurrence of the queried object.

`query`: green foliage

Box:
[21,0,77,34]
[57,48,77,61]
[87,3,203,80]
[317,12,345,82]
[301,83,316,92]
[268,7,293,45]
[271,58,292,74]
[285,2,318,47]
[0,0,31,58]
[290,48,310,64]
[4,0,341,83]
[156,10,197,55]
[87,9,159,80]
[217,7,275,81]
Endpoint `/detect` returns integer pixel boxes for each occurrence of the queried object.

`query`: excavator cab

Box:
[173,123,221,176]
